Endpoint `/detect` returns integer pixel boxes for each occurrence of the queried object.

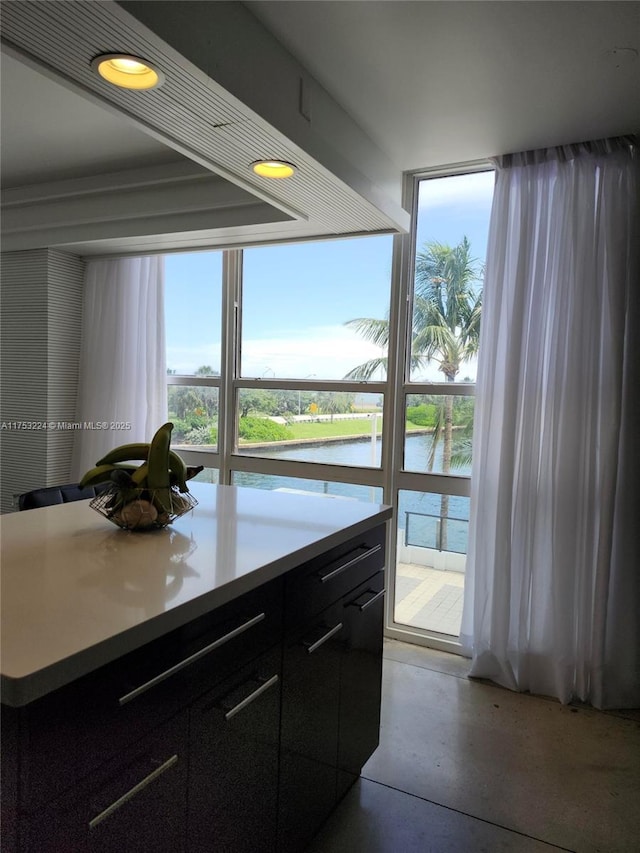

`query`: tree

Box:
[238,389,276,418]
[170,388,205,420]
[345,237,482,548]
[315,391,354,421]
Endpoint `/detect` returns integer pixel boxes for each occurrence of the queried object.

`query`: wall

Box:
[0,249,84,511]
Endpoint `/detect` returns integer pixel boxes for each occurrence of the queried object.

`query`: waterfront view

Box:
[181,418,471,638]
[165,170,495,640]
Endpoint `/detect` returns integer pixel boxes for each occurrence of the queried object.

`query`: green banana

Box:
[84,425,196,523]
[131,463,149,487]
[168,465,203,489]
[96,443,150,467]
[80,463,137,490]
[168,450,188,493]
[147,423,173,514]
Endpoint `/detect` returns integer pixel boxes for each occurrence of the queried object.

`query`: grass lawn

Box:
[286,418,426,441]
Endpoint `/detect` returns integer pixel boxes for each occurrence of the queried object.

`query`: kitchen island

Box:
[1,483,392,852]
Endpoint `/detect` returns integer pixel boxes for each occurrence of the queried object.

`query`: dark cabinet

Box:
[278,601,344,853]
[3,578,282,853]
[337,571,385,799]
[188,647,281,853]
[278,530,386,852]
[15,578,282,815]
[25,711,188,853]
[284,524,385,631]
[87,711,188,853]
[23,787,86,853]
[2,525,387,853]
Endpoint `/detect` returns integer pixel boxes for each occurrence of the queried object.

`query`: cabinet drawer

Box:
[16,578,283,810]
[87,711,188,853]
[337,570,385,799]
[188,647,281,853]
[24,711,188,853]
[284,524,385,629]
[278,599,345,853]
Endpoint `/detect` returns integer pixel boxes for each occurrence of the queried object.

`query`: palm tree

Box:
[345,236,482,548]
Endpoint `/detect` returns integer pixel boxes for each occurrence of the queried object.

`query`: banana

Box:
[102,463,147,513]
[168,450,188,493]
[110,468,136,489]
[147,423,173,514]
[80,463,135,490]
[96,443,150,467]
[131,463,149,487]
[85,425,196,523]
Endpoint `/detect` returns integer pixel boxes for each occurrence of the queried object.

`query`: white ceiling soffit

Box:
[1,160,294,254]
[0,0,409,255]
[0,48,295,253]
[0,51,186,187]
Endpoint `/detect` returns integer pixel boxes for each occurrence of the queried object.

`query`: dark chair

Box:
[17,482,110,511]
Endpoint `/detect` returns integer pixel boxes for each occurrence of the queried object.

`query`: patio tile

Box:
[395,572,465,635]
[395,576,423,600]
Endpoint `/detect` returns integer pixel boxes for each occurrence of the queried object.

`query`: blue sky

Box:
[165,170,495,380]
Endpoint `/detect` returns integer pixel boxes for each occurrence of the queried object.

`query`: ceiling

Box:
[1,1,638,257]
[1,52,186,187]
[247,1,640,172]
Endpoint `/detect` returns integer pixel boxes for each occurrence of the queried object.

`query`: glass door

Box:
[390,168,495,645]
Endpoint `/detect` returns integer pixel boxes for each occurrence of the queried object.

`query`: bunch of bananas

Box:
[80,422,202,529]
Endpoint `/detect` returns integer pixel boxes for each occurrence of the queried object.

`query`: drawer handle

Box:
[349,588,386,612]
[317,544,382,584]
[223,674,279,721]
[305,622,343,654]
[89,754,178,830]
[118,613,266,705]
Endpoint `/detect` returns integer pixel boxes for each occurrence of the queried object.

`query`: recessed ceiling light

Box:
[91,53,164,90]
[251,160,296,179]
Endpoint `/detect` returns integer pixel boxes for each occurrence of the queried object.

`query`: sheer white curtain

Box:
[460,137,640,709]
[71,256,167,479]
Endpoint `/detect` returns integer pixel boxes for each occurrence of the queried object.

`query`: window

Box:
[391,168,494,644]
[232,235,392,497]
[165,251,223,458]
[161,170,494,650]
[241,238,391,380]
[164,235,393,498]
[165,252,222,376]
[403,393,475,475]
[236,389,383,467]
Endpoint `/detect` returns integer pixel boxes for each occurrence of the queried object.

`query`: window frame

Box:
[163,162,493,653]
[384,163,493,652]
[165,237,394,494]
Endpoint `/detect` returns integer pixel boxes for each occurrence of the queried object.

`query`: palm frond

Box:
[344,317,390,349]
[347,237,483,383]
[412,323,457,364]
[450,439,473,471]
[343,356,388,381]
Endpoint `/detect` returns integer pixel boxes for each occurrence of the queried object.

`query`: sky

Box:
[165,170,496,381]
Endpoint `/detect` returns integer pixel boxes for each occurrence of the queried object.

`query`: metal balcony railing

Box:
[404,510,469,554]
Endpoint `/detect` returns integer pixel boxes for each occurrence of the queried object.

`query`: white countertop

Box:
[1,483,391,706]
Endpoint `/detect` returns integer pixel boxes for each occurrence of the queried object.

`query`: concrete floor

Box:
[305,641,640,853]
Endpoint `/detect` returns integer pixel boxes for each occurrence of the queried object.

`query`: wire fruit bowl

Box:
[90,485,198,530]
